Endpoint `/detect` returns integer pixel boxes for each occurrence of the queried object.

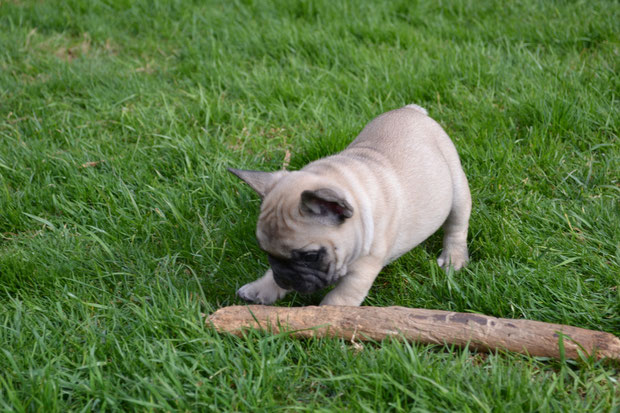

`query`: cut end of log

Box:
[206,305,620,361]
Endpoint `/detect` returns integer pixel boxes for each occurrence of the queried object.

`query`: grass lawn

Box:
[1,0,619,410]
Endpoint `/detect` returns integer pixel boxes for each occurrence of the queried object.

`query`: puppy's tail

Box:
[403,103,428,116]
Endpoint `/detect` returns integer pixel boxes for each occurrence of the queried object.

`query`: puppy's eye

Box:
[301,251,320,262]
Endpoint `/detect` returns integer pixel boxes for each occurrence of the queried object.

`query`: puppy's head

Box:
[228,168,355,294]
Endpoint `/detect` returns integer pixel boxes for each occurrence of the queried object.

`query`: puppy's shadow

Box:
[271,287,331,307]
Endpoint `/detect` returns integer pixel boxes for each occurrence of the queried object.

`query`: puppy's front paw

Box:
[319,291,364,306]
[237,277,289,305]
[437,244,469,272]
[237,282,279,305]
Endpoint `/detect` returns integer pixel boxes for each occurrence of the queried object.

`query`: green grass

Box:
[1,0,619,410]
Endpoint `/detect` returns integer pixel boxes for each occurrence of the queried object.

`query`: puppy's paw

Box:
[319,292,364,307]
[437,244,469,272]
[237,278,288,305]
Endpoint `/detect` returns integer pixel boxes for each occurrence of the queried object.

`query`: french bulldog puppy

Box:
[229,104,471,306]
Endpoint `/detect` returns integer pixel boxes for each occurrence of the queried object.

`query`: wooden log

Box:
[206,305,620,361]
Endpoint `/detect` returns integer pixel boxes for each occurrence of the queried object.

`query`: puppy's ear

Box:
[300,188,353,224]
[228,168,288,198]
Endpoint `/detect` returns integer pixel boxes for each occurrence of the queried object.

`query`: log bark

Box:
[206,305,620,361]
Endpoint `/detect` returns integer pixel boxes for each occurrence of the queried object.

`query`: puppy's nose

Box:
[271,270,292,290]
[267,254,287,271]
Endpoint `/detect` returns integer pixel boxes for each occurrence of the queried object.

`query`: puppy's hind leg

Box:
[237,269,290,305]
[437,167,471,271]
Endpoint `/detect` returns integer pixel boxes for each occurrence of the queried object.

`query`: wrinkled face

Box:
[253,182,355,294]
[257,212,344,294]
[267,247,332,293]
[227,168,355,294]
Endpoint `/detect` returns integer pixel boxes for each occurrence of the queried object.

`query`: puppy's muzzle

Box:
[268,254,329,294]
